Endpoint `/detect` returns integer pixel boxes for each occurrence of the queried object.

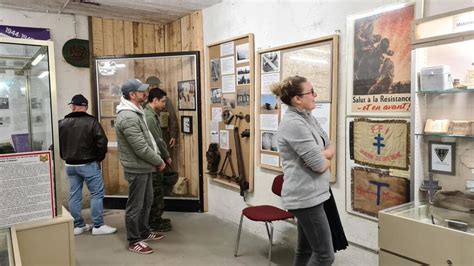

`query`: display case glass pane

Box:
[412,28,474,203]
[95,53,202,203]
[0,42,53,154]
[0,228,14,266]
[382,203,474,235]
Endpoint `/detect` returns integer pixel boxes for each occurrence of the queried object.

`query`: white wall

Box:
[202,0,473,258]
[0,8,90,205]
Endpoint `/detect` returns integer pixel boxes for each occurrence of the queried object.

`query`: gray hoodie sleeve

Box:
[279,119,327,173]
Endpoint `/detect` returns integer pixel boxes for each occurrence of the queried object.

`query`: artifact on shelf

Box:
[448,120,474,135]
[420,173,442,203]
[432,190,474,213]
[466,64,474,87]
[452,79,468,89]
[424,119,451,134]
[430,205,474,231]
[420,65,453,91]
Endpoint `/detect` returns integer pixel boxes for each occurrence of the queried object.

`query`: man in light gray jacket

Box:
[115,79,166,255]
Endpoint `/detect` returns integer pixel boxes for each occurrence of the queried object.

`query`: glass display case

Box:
[379,202,474,265]
[0,37,60,219]
[0,228,14,266]
[94,52,203,212]
[411,7,474,202]
[379,7,474,265]
[0,39,55,156]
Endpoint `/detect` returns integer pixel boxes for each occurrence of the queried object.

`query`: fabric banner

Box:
[351,167,409,217]
[351,118,409,170]
[0,25,50,40]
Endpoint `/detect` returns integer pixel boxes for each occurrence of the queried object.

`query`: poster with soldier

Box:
[350,3,414,114]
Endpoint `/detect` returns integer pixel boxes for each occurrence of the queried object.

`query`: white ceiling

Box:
[0,0,222,24]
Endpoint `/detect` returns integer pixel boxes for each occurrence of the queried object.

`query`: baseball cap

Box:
[145,76,161,87]
[68,94,88,106]
[121,79,149,94]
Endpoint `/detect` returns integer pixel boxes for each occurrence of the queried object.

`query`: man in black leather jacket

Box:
[59,94,117,236]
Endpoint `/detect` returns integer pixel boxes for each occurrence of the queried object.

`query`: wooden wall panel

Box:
[112,20,125,56]
[124,21,134,55]
[91,17,104,56]
[102,19,114,56]
[90,12,204,201]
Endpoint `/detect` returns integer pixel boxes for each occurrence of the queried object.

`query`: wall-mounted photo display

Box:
[236,89,250,106]
[256,35,339,182]
[222,93,236,109]
[236,43,250,64]
[261,51,280,73]
[210,59,220,81]
[178,80,196,110]
[207,34,255,192]
[236,66,251,85]
[261,131,278,152]
[429,141,456,175]
[181,115,193,134]
[260,94,278,112]
[210,88,222,104]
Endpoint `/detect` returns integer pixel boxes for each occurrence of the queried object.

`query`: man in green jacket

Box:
[146,76,178,162]
[115,79,166,254]
[144,87,172,232]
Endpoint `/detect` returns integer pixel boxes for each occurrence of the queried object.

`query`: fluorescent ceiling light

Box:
[38,71,49,79]
[32,54,45,66]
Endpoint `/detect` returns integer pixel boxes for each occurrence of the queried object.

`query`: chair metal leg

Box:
[234,213,244,257]
[265,222,274,265]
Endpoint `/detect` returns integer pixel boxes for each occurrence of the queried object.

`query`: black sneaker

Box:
[151,222,172,232]
[161,218,171,225]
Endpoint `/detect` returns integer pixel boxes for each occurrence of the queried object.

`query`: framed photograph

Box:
[181,115,193,134]
[236,43,250,64]
[236,66,250,85]
[261,131,278,152]
[210,88,222,104]
[429,141,455,175]
[177,80,196,110]
[261,51,280,73]
[210,59,220,81]
[346,2,415,116]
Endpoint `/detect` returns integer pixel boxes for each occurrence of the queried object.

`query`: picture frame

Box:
[429,141,455,176]
[177,80,196,110]
[181,115,193,134]
[346,2,415,116]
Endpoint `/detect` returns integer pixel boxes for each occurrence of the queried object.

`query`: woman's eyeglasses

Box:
[297,88,315,97]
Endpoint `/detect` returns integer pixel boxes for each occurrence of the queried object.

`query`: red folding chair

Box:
[234,174,294,264]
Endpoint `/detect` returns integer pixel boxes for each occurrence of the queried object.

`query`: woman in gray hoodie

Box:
[272,76,336,266]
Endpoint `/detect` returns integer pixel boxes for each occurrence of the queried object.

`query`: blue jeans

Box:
[66,161,105,228]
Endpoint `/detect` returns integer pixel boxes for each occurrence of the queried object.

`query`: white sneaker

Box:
[92,224,117,235]
[74,224,92,235]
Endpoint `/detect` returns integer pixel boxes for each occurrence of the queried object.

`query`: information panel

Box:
[0,152,54,228]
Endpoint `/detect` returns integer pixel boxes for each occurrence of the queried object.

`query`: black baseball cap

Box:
[121,79,149,94]
[68,94,88,106]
